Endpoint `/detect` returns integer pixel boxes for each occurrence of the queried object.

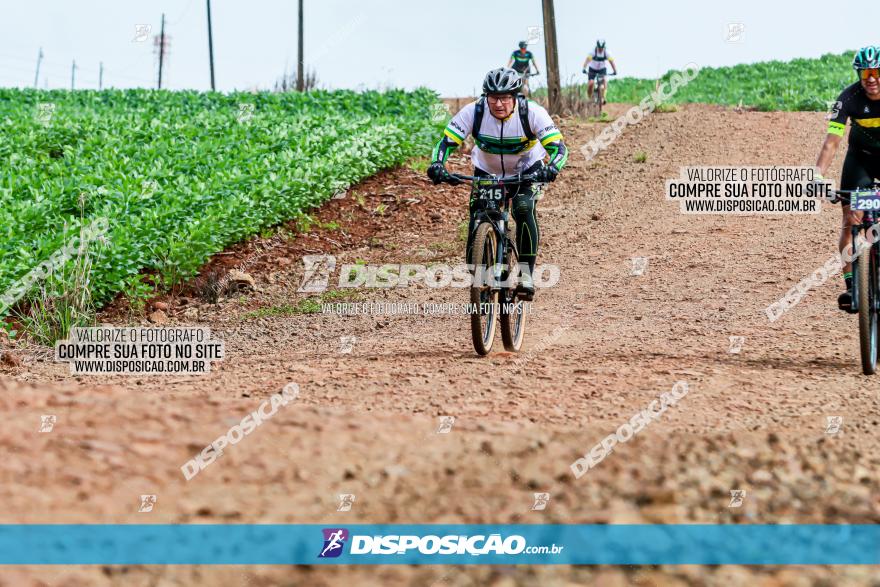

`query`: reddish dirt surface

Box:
[3,104,880,585]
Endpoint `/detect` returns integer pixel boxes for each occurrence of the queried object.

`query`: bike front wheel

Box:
[857,236,878,375]
[469,222,499,356]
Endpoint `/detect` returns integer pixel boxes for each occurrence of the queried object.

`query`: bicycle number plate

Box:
[477,187,504,201]
[852,190,880,211]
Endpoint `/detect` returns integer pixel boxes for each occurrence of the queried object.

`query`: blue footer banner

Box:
[0,524,874,565]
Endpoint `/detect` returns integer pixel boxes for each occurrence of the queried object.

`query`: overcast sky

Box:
[1,0,874,95]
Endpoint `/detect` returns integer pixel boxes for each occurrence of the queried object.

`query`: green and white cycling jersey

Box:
[440,99,564,176]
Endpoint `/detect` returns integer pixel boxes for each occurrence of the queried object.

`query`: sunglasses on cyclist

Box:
[860,68,880,80]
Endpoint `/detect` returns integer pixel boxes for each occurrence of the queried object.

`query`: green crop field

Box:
[0,88,444,318]
[551,51,857,112]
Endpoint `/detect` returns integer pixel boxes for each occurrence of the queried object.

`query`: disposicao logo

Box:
[318,528,349,558]
[317,530,562,558]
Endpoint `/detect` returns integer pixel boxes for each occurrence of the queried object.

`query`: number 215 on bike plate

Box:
[478,187,503,201]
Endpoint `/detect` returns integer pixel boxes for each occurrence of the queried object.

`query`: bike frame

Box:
[842,186,880,313]
[594,73,606,103]
[591,71,615,102]
[519,70,536,96]
[451,173,539,290]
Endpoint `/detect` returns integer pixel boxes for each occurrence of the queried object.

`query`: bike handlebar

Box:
[829,184,880,205]
[448,172,541,184]
[834,188,880,195]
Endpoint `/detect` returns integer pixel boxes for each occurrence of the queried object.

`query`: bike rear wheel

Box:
[857,236,878,375]
[469,222,499,356]
[500,219,526,352]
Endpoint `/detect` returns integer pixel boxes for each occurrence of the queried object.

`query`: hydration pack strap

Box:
[472,95,535,142]
[472,97,485,139]
[517,94,535,141]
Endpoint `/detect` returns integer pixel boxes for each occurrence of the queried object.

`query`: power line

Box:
[0,52,146,83]
[168,0,196,26]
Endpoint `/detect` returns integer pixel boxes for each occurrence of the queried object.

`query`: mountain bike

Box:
[449,171,540,355]
[590,71,615,117]
[834,182,880,374]
[519,69,537,97]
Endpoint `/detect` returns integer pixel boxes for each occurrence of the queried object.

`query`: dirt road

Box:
[3,104,880,586]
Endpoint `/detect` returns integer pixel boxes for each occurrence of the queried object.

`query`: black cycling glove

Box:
[534,165,559,183]
[427,162,461,185]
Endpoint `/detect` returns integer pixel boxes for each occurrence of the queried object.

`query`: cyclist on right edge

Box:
[582,39,617,103]
[814,46,880,313]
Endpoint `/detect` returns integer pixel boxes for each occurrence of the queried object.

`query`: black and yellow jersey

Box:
[828,82,880,154]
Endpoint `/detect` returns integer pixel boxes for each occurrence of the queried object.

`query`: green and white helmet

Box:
[853,46,880,70]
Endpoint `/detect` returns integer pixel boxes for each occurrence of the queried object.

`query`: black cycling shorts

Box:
[587,67,607,81]
[841,148,880,194]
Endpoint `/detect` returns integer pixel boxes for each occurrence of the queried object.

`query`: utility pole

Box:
[99,62,104,90]
[296,0,304,91]
[157,13,166,89]
[34,47,43,88]
[206,0,216,90]
[71,59,77,90]
[541,0,561,115]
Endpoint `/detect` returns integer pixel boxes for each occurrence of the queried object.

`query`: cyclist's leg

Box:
[512,167,541,279]
[587,70,596,98]
[841,150,874,269]
[838,149,874,310]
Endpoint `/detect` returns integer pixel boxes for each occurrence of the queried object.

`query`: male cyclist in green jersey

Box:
[426,68,568,300]
[507,41,540,93]
[582,39,618,103]
[814,46,880,312]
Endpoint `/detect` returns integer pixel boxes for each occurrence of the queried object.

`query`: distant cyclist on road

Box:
[426,68,568,299]
[582,39,617,103]
[507,41,540,93]
[814,46,880,312]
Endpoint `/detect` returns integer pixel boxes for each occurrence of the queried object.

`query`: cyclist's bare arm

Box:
[530,58,540,75]
[609,57,618,75]
[506,57,515,69]
[582,55,592,69]
[815,133,842,176]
